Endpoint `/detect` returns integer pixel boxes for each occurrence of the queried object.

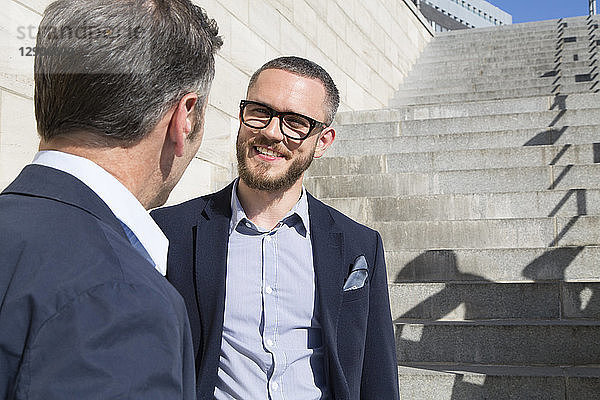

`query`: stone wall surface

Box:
[0,0,432,202]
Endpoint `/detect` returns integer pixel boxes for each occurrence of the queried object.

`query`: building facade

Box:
[414,0,512,32]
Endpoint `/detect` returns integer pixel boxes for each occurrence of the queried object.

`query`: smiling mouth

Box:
[255,146,284,158]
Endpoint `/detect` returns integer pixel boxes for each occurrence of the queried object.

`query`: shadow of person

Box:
[394,247,594,399]
[521,246,585,281]
[522,246,599,319]
[395,250,493,399]
[395,249,470,282]
[395,249,493,321]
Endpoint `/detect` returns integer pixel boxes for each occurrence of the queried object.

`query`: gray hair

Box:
[248,56,340,125]
[34,0,223,144]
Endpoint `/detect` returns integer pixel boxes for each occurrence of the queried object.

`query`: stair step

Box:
[309,143,600,175]
[423,41,596,58]
[397,71,598,93]
[372,217,600,249]
[397,364,600,400]
[416,50,589,67]
[390,281,600,320]
[327,126,599,156]
[400,70,595,91]
[418,42,597,63]
[433,25,597,43]
[304,165,600,197]
[436,20,595,37]
[396,82,599,104]
[338,95,559,123]
[386,247,600,283]
[434,16,594,35]
[395,319,600,365]
[410,50,592,67]
[395,78,598,98]
[392,87,599,106]
[433,28,575,40]
[319,189,600,222]
[403,66,597,86]
[409,60,592,76]
[335,105,600,138]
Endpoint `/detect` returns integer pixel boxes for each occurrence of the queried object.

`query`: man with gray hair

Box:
[153,56,399,399]
[0,0,221,398]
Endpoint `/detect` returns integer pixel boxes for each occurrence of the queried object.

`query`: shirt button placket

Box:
[264,231,282,399]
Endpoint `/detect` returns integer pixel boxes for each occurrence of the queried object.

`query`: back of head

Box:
[35,0,223,145]
[248,56,340,125]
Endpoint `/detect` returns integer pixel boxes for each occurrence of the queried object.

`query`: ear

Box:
[313,126,335,158]
[168,93,198,157]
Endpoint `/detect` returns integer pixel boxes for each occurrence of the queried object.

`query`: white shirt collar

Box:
[32,150,168,276]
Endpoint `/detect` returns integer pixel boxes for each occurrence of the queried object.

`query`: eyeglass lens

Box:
[242,102,312,139]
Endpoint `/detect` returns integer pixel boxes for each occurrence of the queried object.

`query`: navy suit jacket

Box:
[152,182,399,400]
[0,165,196,399]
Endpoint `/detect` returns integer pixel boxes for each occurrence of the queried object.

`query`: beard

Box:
[236,129,316,192]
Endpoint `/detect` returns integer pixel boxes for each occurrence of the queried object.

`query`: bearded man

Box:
[152,56,399,400]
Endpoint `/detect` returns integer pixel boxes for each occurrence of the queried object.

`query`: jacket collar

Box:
[2,164,125,238]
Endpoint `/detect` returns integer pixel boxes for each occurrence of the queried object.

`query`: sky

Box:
[489,0,591,23]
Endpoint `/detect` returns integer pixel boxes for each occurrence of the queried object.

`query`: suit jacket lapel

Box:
[308,194,349,398]
[193,183,233,397]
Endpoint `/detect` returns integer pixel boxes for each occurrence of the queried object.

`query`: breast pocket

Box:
[341,279,370,303]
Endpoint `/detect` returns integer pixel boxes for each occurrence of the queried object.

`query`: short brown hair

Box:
[248,56,340,125]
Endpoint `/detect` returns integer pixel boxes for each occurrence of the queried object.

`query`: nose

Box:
[260,116,284,141]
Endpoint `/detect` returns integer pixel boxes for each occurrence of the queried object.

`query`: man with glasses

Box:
[152,56,399,399]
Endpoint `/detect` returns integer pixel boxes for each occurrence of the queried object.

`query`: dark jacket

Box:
[0,165,196,399]
[152,182,399,400]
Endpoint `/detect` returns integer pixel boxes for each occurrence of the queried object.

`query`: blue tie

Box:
[119,221,155,267]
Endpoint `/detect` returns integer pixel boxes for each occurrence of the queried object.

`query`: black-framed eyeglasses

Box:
[239,100,328,140]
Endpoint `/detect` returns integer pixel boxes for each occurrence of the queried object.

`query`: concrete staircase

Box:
[305,15,600,399]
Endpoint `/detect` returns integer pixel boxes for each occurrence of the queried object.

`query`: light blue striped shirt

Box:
[214,180,327,399]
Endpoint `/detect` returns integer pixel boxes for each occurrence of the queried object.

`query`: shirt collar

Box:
[229,179,247,235]
[32,150,169,276]
[229,178,310,236]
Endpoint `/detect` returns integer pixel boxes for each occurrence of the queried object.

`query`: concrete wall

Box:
[0,0,433,203]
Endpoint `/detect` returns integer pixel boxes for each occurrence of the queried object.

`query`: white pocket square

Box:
[343,255,369,291]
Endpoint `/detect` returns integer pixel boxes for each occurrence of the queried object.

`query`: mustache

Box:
[249,137,292,158]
